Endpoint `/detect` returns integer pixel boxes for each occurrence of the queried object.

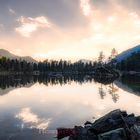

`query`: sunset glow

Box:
[0,0,140,60]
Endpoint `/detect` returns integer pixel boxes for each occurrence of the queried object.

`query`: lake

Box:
[0,75,140,140]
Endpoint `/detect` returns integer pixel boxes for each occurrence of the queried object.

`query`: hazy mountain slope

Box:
[115,45,140,61]
[114,80,140,96]
[0,49,37,63]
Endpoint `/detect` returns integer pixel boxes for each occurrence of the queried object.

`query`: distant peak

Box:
[116,44,140,61]
[0,49,37,63]
[0,49,10,53]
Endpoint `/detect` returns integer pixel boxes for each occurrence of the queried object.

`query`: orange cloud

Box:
[80,0,91,16]
[15,16,51,37]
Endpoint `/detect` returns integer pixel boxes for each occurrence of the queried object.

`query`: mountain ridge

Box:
[115,45,140,61]
[0,49,37,63]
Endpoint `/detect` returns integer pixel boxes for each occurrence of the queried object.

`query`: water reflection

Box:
[98,84,106,99]
[0,75,116,95]
[115,75,140,96]
[0,75,117,86]
[98,83,119,103]
[16,107,51,131]
[1,74,140,104]
[0,75,140,140]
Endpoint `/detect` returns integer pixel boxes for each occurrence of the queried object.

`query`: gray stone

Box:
[98,128,127,140]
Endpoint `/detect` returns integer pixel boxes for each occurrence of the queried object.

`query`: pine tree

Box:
[98,51,105,65]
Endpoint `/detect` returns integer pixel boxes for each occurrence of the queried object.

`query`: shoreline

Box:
[57,109,140,140]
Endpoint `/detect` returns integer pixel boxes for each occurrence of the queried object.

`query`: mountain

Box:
[114,80,140,96]
[115,45,140,61]
[0,49,37,63]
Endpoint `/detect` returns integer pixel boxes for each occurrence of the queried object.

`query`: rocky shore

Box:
[57,109,140,140]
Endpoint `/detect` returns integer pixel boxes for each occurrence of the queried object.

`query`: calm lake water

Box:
[0,75,140,140]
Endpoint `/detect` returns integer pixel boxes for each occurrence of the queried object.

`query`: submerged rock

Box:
[57,109,140,140]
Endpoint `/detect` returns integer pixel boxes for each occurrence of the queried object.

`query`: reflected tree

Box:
[0,75,120,104]
[99,84,106,99]
[108,83,119,103]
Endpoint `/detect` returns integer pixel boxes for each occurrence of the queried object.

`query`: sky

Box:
[0,0,140,61]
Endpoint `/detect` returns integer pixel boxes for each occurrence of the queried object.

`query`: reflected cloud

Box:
[15,107,51,130]
[0,75,140,137]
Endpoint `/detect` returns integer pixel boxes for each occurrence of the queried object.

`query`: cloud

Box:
[9,8,15,15]
[0,24,4,28]
[2,0,140,60]
[15,16,51,37]
[15,107,51,130]
[80,0,91,16]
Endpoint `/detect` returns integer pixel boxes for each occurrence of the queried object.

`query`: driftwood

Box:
[57,109,140,140]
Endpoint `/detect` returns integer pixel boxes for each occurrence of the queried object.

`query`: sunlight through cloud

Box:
[80,0,91,16]
[15,16,51,38]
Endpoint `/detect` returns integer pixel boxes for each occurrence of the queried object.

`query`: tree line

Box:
[116,51,140,71]
[0,48,118,74]
[0,57,98,74]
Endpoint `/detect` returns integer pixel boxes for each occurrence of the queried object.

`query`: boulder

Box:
[89,109,126,134]
[98,128,127,140]
[57,110,140,140]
